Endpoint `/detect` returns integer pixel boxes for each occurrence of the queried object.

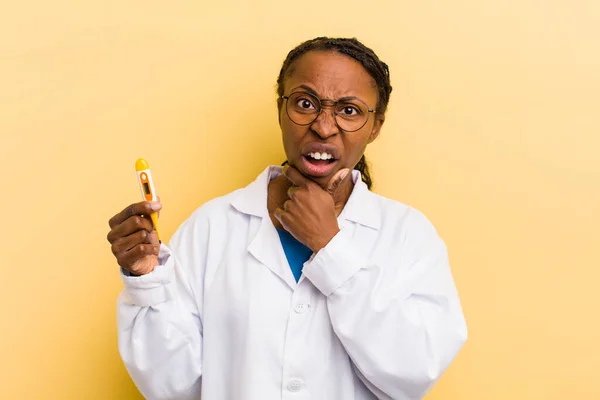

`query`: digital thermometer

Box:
[135,158,161,242]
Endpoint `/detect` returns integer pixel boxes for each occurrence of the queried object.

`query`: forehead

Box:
[284,51,377,104]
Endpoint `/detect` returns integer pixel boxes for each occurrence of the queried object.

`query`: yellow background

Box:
[1,1,598,399]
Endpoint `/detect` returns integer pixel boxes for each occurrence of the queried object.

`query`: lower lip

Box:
[299,156,338,177]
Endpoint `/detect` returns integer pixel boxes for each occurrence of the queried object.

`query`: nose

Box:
[310,105,340,139]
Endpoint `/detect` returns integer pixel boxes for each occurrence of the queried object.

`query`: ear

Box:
[367,115,385,144]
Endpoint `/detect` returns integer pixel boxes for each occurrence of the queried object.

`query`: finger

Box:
[287,185,300,200]
[119,244,159,270]
[282,165,311,187]
[148,228,160,246]
[111,229,153,255]
[282,199,292,211]
[109,201,162,229]
[156,196,161,218]
[273,207,287,229]
[325,168,351,195]
[274,207,284,222]
[107,214,154,243]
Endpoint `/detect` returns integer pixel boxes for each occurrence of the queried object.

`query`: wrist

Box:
[309,226,340,253]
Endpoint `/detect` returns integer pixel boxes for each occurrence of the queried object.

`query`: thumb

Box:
[325,168,351,195]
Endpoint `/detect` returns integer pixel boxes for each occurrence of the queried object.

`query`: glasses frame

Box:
[281,91,376,133]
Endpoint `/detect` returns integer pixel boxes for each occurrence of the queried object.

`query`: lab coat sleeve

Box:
[302,209,468,400]
[117,215,206,400]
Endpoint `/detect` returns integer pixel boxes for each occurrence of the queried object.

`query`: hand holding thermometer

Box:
[135,158,161,242]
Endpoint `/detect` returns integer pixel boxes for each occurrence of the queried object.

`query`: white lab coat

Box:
[117,166,467,400]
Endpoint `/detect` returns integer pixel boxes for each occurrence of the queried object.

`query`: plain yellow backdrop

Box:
[1,1,599,399]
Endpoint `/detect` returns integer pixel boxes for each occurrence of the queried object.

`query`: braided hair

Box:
[276,37,393,190]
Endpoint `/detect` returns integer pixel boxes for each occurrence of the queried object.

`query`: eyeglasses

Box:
[281,91,375,132]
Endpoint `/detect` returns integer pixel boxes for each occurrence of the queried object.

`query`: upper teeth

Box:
[308,152,333,160]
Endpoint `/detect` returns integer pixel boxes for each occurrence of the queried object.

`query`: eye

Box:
[340,105,359,116]
[296,97,316,110]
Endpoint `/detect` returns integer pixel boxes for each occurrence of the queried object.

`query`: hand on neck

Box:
[267,169,354,220]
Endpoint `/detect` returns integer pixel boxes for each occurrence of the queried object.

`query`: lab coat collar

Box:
[230,166,381,230]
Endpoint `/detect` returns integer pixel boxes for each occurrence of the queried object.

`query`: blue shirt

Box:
[276,228,313,282]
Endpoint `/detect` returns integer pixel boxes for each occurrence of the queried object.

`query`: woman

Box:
[107,37,467,400]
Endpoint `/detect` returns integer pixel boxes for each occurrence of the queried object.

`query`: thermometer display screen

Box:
[143,182,151,195]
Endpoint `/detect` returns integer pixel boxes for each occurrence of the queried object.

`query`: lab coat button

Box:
[287,380,303,392]
[294,303,309,314]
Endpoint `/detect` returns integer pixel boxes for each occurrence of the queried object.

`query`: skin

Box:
[107,50,385,275]
[269,50,385,251]
[270,165,351,252]
[107,201,162,275]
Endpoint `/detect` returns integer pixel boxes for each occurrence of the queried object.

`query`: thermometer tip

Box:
[135,158,150,172]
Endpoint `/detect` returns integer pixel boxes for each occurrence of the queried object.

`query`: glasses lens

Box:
[334,99,370,132]
[286,92,320,125]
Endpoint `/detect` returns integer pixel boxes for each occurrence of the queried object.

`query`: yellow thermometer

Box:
[135,158,161,242]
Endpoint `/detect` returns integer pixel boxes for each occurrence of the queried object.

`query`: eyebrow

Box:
[289,84,369,104]
[290,84,319,96]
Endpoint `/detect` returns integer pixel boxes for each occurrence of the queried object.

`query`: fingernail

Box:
[151,202,162,211]
[340,169,350,181]
[274,209,283,221]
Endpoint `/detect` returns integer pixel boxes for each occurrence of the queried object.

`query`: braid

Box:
[354,155,373,189]
[276,37,392,190]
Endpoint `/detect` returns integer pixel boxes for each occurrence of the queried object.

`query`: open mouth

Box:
[300,151,338,177]
[304,151,336,165]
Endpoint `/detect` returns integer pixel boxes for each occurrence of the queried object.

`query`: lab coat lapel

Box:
[247,216,297,290]
[338,170,382,231]
[231,167,297,290]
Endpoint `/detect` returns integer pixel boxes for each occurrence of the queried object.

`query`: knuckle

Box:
[125,205,136,219]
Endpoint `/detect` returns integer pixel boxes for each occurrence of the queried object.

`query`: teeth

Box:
[308,152,333,160]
